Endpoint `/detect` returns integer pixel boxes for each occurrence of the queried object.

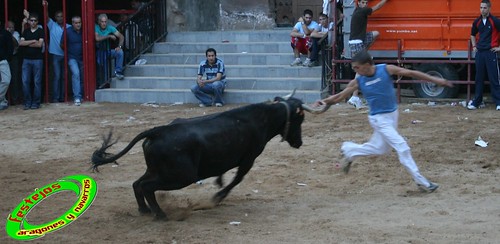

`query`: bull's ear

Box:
[297,107,304,115]
[274,96,284,102]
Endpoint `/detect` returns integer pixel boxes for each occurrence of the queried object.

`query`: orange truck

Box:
[337,0,500,98]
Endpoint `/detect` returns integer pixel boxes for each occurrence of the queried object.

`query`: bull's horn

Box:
[301,103,331,114]
[282,89,297,100]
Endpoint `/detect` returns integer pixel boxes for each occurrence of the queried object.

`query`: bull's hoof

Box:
[153,213,167,221]
[212,193,226,205]
[138,207,152,215]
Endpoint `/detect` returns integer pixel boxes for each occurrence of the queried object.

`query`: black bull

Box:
[91,95,329,220]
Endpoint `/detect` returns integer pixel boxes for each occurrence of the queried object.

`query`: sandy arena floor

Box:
[1,101,499,243]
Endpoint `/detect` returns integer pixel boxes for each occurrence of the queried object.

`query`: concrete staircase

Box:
[95,29,323,105]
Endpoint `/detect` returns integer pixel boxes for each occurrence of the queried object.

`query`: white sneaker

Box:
[347,96,363,109]
[496,105,500,111]
[215,103,223,107]
[199,103,207,107]
[467,104,477,110]
[302,58,312,67]
[467,100,485,109]
[74,99,81,106]
[290,58,302,66]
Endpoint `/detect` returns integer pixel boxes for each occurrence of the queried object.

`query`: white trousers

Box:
[341,110,431,187]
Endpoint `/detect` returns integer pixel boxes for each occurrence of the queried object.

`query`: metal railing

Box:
[96,0,168,88]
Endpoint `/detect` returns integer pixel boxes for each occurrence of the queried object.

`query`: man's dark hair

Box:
[29,13,39,20]
[319,13,328,19]
[352,50,374,65]
[481,0,491,7]
[206,48,217,56]
[303,9,313,17]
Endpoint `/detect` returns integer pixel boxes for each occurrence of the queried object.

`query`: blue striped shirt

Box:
[198,58,226,82]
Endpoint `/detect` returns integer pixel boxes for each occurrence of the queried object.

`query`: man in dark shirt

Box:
[0,22,14,111]
[347,0,388,109]
[19,13,45,110]
[61,16,84,106]
[468,0,500,111]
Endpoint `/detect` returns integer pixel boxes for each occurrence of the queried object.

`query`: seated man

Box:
[309,13,335,67]
[290,9,319,66]
[191,48,226,107]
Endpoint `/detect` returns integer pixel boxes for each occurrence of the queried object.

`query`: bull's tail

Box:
[91,128,155,172]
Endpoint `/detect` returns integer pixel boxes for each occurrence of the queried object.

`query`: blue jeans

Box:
[68,58,84,100]
[191,80,226,105]
[110,49,124,73]
[310,37,320,62]
[22,59,43,107]
[51,54,65,102]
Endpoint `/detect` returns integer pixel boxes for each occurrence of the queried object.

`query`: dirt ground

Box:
[1,100,499,244]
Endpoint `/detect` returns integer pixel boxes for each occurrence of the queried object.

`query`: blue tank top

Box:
[357,64,398,115]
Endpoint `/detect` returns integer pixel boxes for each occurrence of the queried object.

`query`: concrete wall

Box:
[167,0,275,32]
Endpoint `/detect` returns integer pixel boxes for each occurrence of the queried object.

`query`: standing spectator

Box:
[191,48,226,107]
[61,16,84,106]
[290,9,320,66]
[0,22,14,111]
[468,0,500,111]
[116,13,138,63]
[7,20,22,105]
[347,0,388,109]
[95,14,125,81]
[19,13,45,110]
[309,13,335,67]
[41,0,71,103]
[313,50,453,192]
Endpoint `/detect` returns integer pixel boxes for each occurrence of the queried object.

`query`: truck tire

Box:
[412,64,459,98]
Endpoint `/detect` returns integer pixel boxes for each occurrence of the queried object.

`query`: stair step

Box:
[152,42,292,54]
[124,64,321,78]
[140,53,298,65]
[112,77,321,90]
[95,88,321,104]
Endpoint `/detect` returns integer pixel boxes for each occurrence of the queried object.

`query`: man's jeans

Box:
[22,59,43,107]
[68,58,84,100]
[110,49,124,73]
[51,54,65,102]
[191,80,226,105]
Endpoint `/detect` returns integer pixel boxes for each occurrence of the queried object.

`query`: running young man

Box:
[314,50,453,192]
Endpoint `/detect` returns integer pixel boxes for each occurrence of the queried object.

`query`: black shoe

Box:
[98,82,110,89]
[23,105,30,110]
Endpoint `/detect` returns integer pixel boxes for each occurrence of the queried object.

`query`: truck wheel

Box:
[412,64,459,98]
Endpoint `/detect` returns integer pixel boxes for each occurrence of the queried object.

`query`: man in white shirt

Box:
[290,9,320,66]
